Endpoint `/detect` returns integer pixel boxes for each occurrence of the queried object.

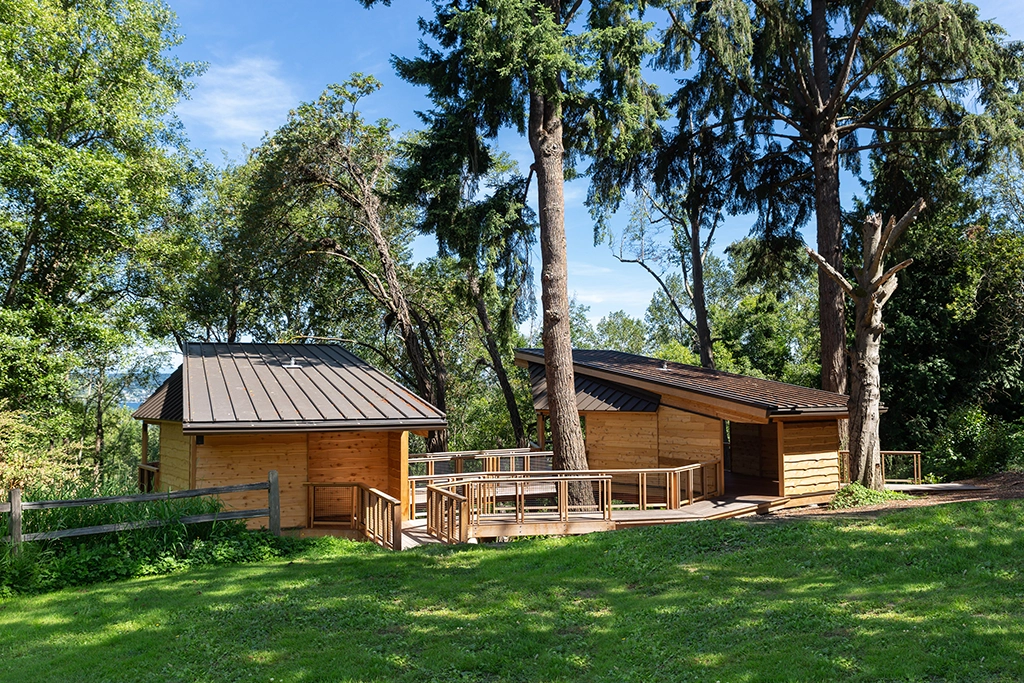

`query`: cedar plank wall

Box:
[729,423,780,479]
[584,413,659,469]
[195,433,308,529]
[760,424,780,479]
[307,431,390,491]
[781,420,840,496]
[387,431,409,519]
[657,408,722,466]
[729,423,762,476]
[156,421,191,491]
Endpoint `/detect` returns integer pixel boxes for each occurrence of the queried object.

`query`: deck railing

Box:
[840,450,923,485]
[420,461,722,544]
[410,459,720,521]
[409,449,551,477]
[305,482,402,551]
[425,485,468,543]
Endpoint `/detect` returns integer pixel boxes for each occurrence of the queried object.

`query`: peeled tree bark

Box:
[807,198,926,490]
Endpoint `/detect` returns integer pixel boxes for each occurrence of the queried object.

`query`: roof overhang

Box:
[515,349,851,424]
[182,418,448,435]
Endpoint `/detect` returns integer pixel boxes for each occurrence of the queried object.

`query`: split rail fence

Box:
[2,471,281,552]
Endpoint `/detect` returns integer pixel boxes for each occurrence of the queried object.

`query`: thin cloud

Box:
[179,56,296,144]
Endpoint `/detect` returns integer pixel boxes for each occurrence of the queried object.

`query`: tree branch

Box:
[806,247,855,295]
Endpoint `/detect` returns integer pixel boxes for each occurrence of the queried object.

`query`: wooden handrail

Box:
[305,482,402,551]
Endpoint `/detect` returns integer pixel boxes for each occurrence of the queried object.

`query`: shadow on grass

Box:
[2,501,1023,682]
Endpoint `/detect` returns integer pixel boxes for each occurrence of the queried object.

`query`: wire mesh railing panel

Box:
[312,486,354,525]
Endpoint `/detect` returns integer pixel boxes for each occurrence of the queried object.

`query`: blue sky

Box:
[171,0,1024,329]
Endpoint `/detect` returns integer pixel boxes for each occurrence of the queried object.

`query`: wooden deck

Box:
[401,493,788,548]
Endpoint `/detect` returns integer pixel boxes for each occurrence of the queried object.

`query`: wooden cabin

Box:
[133,343,447,528]
[515,349,849,507]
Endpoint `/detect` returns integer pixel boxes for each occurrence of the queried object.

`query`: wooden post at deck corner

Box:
[268,470,280,536]
[536,413,546,450]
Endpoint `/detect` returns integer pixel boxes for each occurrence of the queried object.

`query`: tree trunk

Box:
[468,270,528,448]
[848,295,884,489]
[361,196,448,452]
[808,199,925,491]
[688,211,715,369]
[809,0,847,398]
[528,76,590,504]
[811,128,847,397]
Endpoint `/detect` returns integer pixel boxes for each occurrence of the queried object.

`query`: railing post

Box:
[392,495,402,551]
[9,488,22,553]
[267,470,280,536]
[687,469,694,506]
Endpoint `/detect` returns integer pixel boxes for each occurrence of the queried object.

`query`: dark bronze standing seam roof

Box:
[132,367,184,422]
[516,348,848,414]
[135,343,447,433]
[528,363,660,412]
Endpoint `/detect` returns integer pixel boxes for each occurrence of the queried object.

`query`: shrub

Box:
[0,478,309,595]
[927,407,1024,481]
[829,483,913,510]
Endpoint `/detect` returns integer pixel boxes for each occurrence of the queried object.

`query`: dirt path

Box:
[766,472,1024,521]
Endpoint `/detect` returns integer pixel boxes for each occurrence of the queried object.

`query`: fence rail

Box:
[3,472,281,551]
[840,450,923,485]
[304,482,402,551]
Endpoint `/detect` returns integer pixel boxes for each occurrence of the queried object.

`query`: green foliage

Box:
[4,502,1024,680]
[828,483,913,510]
[0,478,307,594]
[926,407,1024,481]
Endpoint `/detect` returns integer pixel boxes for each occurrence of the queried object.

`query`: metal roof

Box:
[516,348,849,415]
[132,367,184,422]
[528,362,659,412]
[135,343,447,434]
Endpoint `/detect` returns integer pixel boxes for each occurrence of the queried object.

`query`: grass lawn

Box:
[2,501,1023,682]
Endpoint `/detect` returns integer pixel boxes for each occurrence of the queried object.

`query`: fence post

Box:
[9,488,21,554]
[267,470,280,536]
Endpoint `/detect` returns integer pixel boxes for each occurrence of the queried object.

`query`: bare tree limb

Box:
[806,247,855,295]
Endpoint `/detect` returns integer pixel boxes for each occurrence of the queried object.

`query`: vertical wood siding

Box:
[195,433,308,529]
[157,422,191,491]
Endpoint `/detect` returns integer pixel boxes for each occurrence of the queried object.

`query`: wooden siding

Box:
[157,422,191,491]
[729,423,780,479]
[761,423,780,479]
[657,408,721,466]
[729,423,761,476]
[387,431,409,518]
[195,433,307,529]
[584,412,659,469]
[781,420,840,497]
[307,431,390,490]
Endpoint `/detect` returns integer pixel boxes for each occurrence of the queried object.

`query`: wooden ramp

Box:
[401,494,788,548]
[611,495,788,527]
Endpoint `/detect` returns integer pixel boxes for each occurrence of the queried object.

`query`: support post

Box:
[536,413,545,450]
[9,488,21,553]
[139,423,149,492]
[392,496,403,551]
[267,470,280,536]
